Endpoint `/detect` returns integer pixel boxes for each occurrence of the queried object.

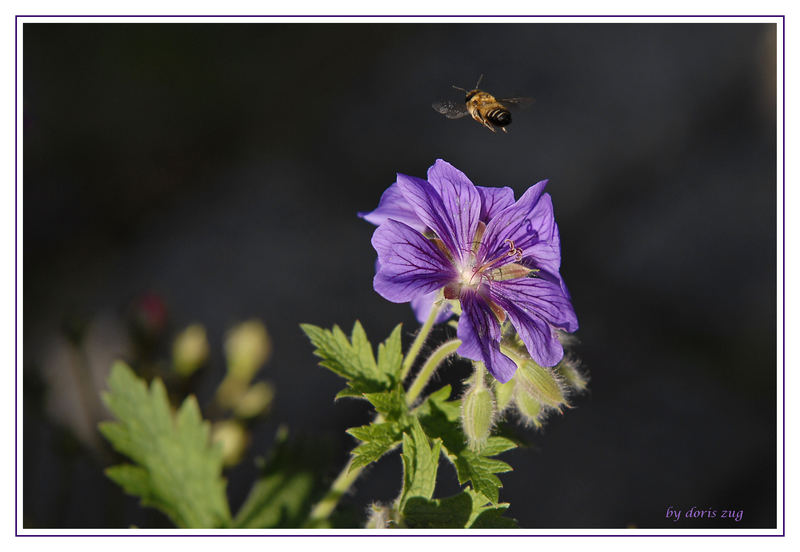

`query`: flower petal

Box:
[395,172,463,260]
[518,193,562,277]
[372,219,456,303]
[476,185,515,222]
[488,277,578,367]
[426,159,482,259]
[410,291,454,324]
[457,290,517,383]
[479,180,556,271]
[358,181,427,233]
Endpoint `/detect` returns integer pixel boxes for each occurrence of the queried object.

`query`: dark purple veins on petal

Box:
[372,219,456,303]
[457,289,518,383]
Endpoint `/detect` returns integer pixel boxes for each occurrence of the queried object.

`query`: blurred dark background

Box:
[22,22,777,529]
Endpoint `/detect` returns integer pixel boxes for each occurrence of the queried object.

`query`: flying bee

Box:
[432,75,534,133]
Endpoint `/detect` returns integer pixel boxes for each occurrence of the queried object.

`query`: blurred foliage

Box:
[100,362,231,528]
[234,426,331,529]
[98,316,313,528]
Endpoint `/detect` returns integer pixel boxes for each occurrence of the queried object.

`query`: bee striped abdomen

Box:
[487,108,511,127]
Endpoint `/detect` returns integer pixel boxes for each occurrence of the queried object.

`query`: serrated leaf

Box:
[106,464,183,525]
[350,321,378,375]
[100,362,231,528]
[233,430,330,528]
[470,505,518,528]
[363,384,408,421]
[105,464,150,497]
[376,324,403,381]
[417,392,516,505]
[334,387,366,400]
[346,422,403,470]
[453,452,513,504]
[402,493,472,528]
[301,322,399,398]
[398,419,441,510]
[402,488,517,528]
[480,436,517,456]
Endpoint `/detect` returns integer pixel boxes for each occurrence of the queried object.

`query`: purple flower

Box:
[361,160,577,383]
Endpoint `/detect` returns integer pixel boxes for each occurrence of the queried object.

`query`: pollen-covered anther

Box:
[487,299,506,324]
[475,238,525,274]
[504,238,524,261]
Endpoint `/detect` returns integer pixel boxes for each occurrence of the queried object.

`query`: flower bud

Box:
[232,381,275,419]
[211,420,248,467]
[514,392,544,428]
[493,378,515,413]
[172,324,209,377]
[554,356,588,392]
[224,320,271,384]
[461,368,496,452]
[513,358,567,409]
[129,292,168,340]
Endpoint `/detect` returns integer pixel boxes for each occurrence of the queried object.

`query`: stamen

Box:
[504,239,524,261]
[474,238,525,273]
[472,221,487,255]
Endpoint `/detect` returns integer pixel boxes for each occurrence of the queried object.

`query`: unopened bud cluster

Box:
[172,324,210,377]
[216,320,274,419]
[495,334,585,429]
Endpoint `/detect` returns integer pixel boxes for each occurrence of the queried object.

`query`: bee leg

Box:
[483,120,496,133]
[501,127,508,134]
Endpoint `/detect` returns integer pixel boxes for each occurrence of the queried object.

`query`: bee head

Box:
[465,89,480,102]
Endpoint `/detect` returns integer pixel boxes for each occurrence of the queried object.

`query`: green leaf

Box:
[376,324,403,380]
[417,387,516,505]
[402,488,517,528]
[398,419,441,510]
[346,422,403,470]
[363,384,408,421]
[470,504,518,528]
[402,493,472,528]
[99,362,231,528]
[301,322,402,398]
[233,429,330,528]
[453,449,513,504]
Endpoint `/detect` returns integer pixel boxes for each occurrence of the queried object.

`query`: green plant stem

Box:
[406,339,462,406]
[306,306,449,527]
[472,360,487,386]
[305,456,364,527]
[399,303,442,381]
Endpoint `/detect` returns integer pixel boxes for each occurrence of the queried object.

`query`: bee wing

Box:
[498,97,535,110]
[432,99,469,119]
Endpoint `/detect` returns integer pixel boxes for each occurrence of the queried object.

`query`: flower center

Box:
[452,239,524,293]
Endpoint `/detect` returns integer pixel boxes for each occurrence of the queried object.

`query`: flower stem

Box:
[472,361,486,386]
[399,303,442,381]
[306,305,448,526]
[305,456,364,527]
[406,338,461,406]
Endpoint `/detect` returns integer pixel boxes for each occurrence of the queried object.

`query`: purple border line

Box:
[13,14,786,18]
[781,12,786,539]
[14,13,786,538]
[14,14,19,539]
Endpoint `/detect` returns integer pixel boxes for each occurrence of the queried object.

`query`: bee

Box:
[432,75,533,133]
